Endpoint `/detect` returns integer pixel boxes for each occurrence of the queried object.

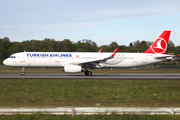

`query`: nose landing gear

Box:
[21,67,25,75]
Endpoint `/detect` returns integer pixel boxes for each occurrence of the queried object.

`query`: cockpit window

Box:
[9,56,16,58]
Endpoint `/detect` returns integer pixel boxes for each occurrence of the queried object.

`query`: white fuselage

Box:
[3,52,170,68]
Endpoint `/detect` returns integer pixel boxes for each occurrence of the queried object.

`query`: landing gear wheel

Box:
[84,71,88,75]
[21,67,25,75]
[87,71,92,76]
[84,71,92,76]
[21,72,25,75]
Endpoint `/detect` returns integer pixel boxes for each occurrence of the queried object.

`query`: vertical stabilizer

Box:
[143,31,171,54]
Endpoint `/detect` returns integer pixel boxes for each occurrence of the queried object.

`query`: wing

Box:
[71,47,119,68]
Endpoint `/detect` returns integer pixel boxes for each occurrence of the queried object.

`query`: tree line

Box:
[0,37,179,64]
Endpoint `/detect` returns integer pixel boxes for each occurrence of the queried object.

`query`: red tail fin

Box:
[143,31,171,54]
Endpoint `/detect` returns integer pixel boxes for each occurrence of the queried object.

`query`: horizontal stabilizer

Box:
[155,55,175,60]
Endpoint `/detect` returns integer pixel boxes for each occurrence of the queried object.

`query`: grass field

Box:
[1,66,180,119]
[0,79,180,107]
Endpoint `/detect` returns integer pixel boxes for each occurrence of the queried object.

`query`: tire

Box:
[87,71,92,76]
[84,71,88,75]
[21,72,25,75]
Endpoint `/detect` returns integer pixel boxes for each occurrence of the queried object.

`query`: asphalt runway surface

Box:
[0,73,180,79]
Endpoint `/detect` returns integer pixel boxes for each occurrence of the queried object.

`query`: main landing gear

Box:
[84,70,92,76]
[21,67,25,75]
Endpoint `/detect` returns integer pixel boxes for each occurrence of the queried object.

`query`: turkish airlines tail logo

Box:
[143,31,171,54]
[151,37,167,54]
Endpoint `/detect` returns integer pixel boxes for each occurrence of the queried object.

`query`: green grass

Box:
[0,79,180,107]
[1,114,180,120]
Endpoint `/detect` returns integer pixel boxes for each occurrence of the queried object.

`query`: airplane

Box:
[3,30,174,76]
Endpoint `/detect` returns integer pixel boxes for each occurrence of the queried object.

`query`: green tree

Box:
[110,42,119,50]
[2,37,12,58]
[175,46,180,54]
[76,39,98,52]
[133,40,149,52]
[99,45,111,52]
[7,42,23,55]
[167,40,175,54]
[76,48,86,52]
[119,45,129,52]
[2,37,11,50]
[61,39,75,52]
[0,39,6,63]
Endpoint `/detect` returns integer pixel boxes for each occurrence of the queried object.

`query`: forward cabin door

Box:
[20,52,25,62]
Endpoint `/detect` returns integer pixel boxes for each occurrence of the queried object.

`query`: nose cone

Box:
[3,59,8,66]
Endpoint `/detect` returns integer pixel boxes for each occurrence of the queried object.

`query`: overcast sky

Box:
[0,0,180,46]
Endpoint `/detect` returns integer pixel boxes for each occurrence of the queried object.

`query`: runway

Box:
[0,73,180,79]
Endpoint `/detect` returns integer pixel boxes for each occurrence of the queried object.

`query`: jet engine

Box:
[62,65,83,73]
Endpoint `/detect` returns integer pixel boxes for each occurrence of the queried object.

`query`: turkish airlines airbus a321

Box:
[3,31,174,76]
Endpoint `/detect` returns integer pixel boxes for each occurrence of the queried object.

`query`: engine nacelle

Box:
[62,65,83,73]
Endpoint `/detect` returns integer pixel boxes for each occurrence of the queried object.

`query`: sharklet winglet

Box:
[111,47,119,57]
[98,49,102,53]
